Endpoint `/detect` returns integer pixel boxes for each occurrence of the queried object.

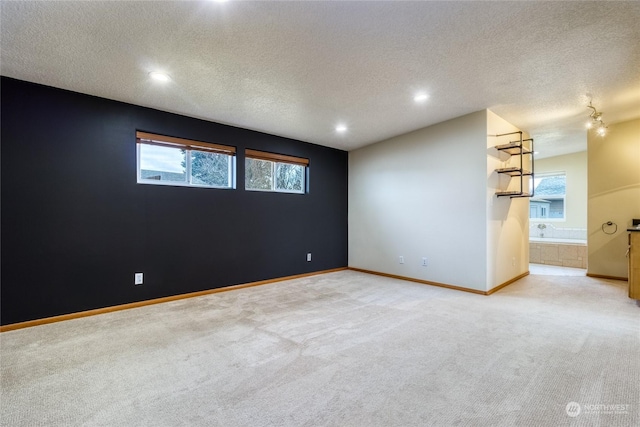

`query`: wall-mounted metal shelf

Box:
[495,143,533,156]
[489,131,534,198]
[495,166,533,177]
[495,190,533,198]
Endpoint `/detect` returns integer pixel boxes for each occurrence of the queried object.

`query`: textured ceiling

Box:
[2,1,639,157]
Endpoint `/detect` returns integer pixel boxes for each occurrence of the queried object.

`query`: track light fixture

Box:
[586,101,607,136]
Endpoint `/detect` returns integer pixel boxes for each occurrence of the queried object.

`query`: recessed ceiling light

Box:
[336,125,347,133]
[149,71,171,83]
[414,93,429,103]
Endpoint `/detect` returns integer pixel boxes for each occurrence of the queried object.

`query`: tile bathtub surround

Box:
[530,242,587,268]
[530,223,587,240]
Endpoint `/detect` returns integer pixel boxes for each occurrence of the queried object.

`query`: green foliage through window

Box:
[189,151,231,187]
[276,163,304,192]
[246,158,273,190]
[246,157,305,193]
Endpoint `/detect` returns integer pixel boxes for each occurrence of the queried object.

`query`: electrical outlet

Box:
[422,257,428,267]
[307,253,312,262]
[511,257,516,266]
[399,256,404,264]
[134,273,143,285]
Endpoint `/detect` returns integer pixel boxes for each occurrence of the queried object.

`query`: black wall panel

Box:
[1,77,348,325]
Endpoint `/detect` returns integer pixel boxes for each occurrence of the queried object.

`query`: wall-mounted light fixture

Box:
[586,101,607,136]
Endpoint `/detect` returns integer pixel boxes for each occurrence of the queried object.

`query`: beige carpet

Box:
[1,270,638,426]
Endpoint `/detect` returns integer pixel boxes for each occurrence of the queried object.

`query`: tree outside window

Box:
[245,149,307,194]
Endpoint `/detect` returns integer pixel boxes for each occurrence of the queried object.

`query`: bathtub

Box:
[529,238,587,268]
[529,237,587,245]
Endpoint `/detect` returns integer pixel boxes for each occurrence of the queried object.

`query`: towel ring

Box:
[602,221,617,235]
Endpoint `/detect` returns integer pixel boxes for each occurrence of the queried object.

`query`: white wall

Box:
[486,110,530,290]
[532,151,587,230]
[349,111,487,291]
[588,117,640,278]
[349,110,528,292]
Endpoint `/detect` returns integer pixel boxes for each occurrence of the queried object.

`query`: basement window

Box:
[245,149,308,194]
[136,131,236,188]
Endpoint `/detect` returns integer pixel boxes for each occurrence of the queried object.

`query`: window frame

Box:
[136,131,236,189]
[530,171,566,221]
[245,149,308,194]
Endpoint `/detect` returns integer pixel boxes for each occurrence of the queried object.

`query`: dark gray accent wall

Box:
[1,77,348,325]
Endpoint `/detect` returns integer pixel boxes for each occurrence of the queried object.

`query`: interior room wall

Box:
[349,109,528,293]
[486,110,530,290]
[587,117,640,279]
[349,111,488,292]
[0,77,349,325]
[532,151,587,230]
